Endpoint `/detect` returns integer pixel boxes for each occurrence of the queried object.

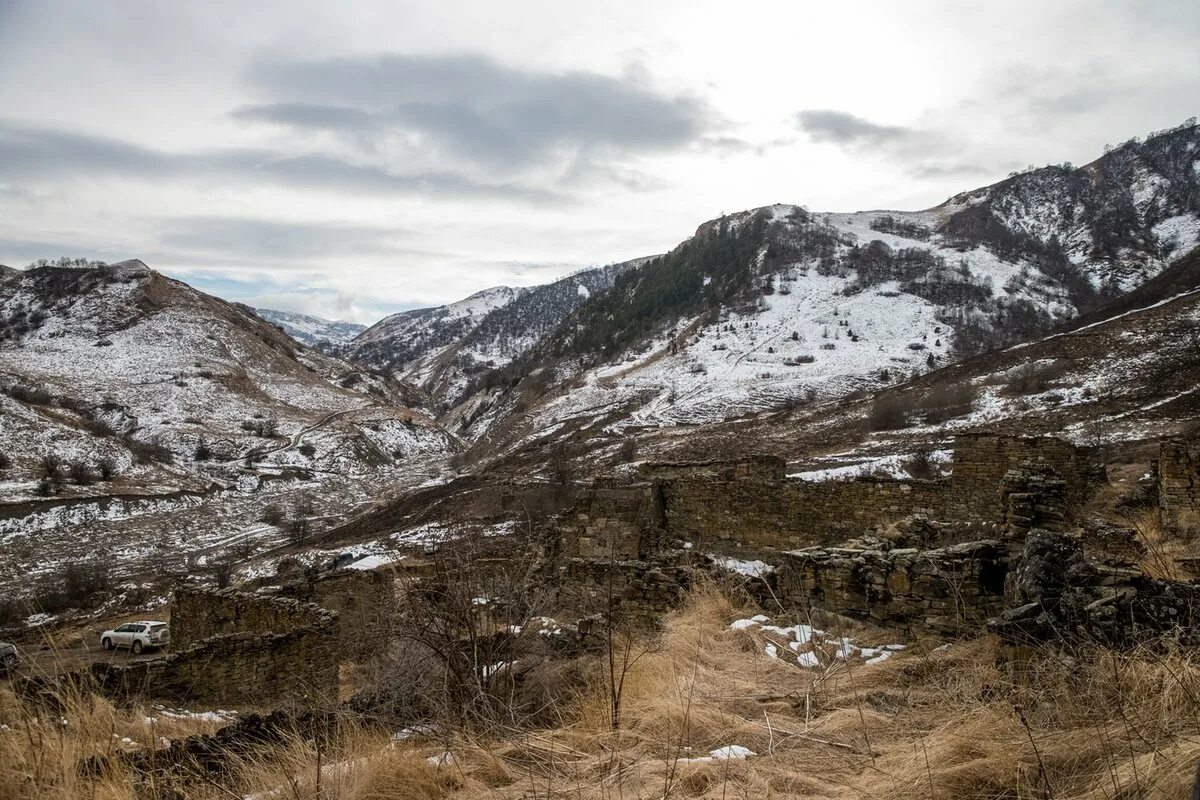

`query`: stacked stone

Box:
[948,434,1101,522]
[776,540,1008,635]
[1000,465,1067,542]
[1157,440,1200,526]
[172,586,333,648]
[551,557,692,624]
[991,529,1200,648]
[91,622,339,706]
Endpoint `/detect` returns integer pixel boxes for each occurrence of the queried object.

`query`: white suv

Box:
[100,621,170,655]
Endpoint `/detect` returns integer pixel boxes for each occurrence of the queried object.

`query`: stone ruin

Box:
[536,432,1200,650]
[90,587,340,706]
[47,566,399,708]
[1154,438,1200,529]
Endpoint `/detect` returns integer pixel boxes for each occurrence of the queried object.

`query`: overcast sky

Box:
[1,1,1197,323]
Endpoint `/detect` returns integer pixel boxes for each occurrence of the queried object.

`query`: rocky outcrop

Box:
[991,529,1200,647]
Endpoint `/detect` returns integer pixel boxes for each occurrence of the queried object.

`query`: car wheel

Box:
[2,654,16,667]
[131,640,144,655]
[102,638,113,651]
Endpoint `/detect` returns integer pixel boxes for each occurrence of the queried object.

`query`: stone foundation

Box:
[777,541,1008,634]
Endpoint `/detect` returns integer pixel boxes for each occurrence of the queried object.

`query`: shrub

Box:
[0,451,9,470]
[40,453,62,480]
[868,394,914,431]
[97,457,117,480]
[260,503,285,526]
[918,382,978,423]
[1006,360,1071,394]
[906,450,938,479]
[194,439,212,461]
[68,460,94,485]
[298,443,316,457]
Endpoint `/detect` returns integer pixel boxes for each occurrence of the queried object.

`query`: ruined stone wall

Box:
[777,541,1008,634]
[546,558,693,625]
[116,586,344,707]
[93,625,339,706]
[948,434,1099,522]
[1156,440,1200,526]
[171,587,332,649]
[549,481,665,560]
[641,455,787,481]
[275,569,395,652]
[659,476,946,555]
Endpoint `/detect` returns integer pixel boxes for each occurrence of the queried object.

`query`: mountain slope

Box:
[447,121,1200,453]
[253,308,366,347]
[348,262,644,406]
[0,260,453,502]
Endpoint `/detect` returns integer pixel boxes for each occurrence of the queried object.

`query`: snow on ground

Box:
[788,449,951,482]
[710,555,775,578]
[729,614,907,669]
[512,206,1083,436]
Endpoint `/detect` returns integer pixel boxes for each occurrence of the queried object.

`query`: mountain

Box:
[0,265,18,283]
[347,262,644,406]
[253,308,366,347]
[432,121,1200,456]
[0,260,453,502]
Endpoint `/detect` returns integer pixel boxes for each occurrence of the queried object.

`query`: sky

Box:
[0,1,1197,324]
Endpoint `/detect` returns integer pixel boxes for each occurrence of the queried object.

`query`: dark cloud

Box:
[238,53,715,168]
[230,102,373,130]
[794,110,916,148]
[0,119,559,202]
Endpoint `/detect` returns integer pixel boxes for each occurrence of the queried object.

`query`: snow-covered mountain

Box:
[0,260,453,501]
[446,121,1200,449]
[347,262,643,405]
[254,308,366,347]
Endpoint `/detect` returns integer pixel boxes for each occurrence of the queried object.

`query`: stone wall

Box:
[93,625,339,706]
[275,568,395,653]
[659,476,946,555]
[948,434,1099,521]
[547,435,1099,563]
[546,557,693,625]
[171,587,332,649]
[548,481,664,560]
[777,541,1008,634]
[1156,439,1200,526]
[992,529,1200,647]
[88,586,346,707]
[641,455,787,481]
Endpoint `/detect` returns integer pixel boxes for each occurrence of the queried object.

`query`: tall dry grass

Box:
[3,582,1198,798]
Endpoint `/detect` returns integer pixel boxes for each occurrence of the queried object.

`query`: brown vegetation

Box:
[3,583,1198,799]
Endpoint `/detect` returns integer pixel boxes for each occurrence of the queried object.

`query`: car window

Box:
[149,623,166,631]
[115,624,132,632]
[133,625,146,632]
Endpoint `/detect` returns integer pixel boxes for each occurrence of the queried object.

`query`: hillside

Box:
[253,308,366,347]
[445,121,1200,455]
[348,262,643,406]
[0,260,453,501]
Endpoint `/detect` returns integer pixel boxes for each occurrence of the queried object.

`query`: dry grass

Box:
[3,583,1199,798]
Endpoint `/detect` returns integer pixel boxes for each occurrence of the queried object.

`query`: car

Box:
[0,641,19,673]
[100,621,170,655]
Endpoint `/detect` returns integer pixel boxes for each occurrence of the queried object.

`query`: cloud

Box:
[237,53,716,173]
[0,119,560,202]
[908,161,996,180]
[157,217,407,261]
[794,110,918,149]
